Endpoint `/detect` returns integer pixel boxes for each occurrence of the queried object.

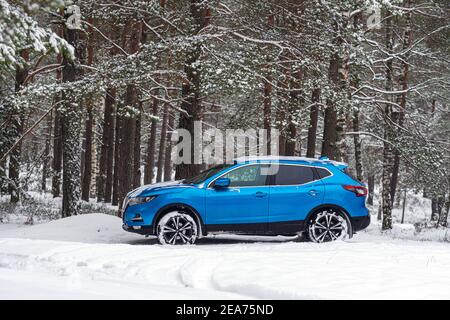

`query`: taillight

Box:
[343,185,367,197]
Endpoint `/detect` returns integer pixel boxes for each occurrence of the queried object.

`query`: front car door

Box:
[268,164,325,234]
[205,164,270,233]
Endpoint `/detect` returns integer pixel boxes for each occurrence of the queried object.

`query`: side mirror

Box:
[213,177,230,188]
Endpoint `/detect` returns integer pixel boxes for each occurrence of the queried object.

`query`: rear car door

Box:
[268,164,324,230]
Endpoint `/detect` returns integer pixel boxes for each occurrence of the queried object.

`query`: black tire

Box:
[156,211,198,245]
[307,209,349,243]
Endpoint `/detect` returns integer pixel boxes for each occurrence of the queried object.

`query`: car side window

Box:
[315,167,332,179]
[272,165,315,185]
[221,165,268,187]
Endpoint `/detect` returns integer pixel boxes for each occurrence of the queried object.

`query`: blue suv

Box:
[122,157,370,244]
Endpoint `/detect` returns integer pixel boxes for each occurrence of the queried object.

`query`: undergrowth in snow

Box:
[364,220,450,242]
[362,189,450,242]
[0,191,118,225]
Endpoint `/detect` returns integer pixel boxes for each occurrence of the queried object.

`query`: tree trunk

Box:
[111,109,120,206]
[116,90,136,209]
[8,115,23,203]
[81,19,95,202]
[306,88,320,158]
[81,104,93,201]
[367,174,375,206]
[390,4,412,205]
[111,23,128,206]
[278,135,286,156]
[334,112,347,163]
[321,22,341,161]
[175,1,209,179]
[276,108,286,156]
[336,26,352,164]
[8,50,29,203]
[431,198,440,221]
[381,114,394,230]
[381,12,395,230]
[263,78,272,155]
[133,109,142,188]
[285,115,298,156]
[285,78,301,157]
[97,88,116,202]
[52,98,63,197]
[436,197,445,221]
[144,99,158,184]
[390,152,400,206]
[0,140,6,194]
[321,103,337,159]
[352,110,363,181]
[98,23,120,203]
[175,81,203,179]
[157,104,169,182]
[438,192,450,227]
[322,11,351,163]
[116,20,142,209]
[61,18,84,217]
[377,200,383,221]
[164,111,175,181]
[286,126,297,156]
[41,108,53,192]
[52,50,63,198]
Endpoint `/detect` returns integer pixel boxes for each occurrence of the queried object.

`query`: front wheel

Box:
[307,209,349,243]
[157,211,198,245]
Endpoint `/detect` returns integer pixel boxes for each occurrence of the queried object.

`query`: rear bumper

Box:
[350,214,371,233]
[122,224,154,235]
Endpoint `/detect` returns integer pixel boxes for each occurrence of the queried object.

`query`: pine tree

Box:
[61,5,84,217]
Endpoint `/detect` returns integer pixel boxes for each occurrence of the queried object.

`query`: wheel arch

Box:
[305,204,353,238]
[152,203,206,237]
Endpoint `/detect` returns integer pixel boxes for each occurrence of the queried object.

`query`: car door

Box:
[268,164,324,231]
[205,164,270,232]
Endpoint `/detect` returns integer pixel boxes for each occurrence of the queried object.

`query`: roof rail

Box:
[233,156,348,169]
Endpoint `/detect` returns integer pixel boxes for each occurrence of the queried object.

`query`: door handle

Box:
[308,190,319,197]
[254,191,267,198]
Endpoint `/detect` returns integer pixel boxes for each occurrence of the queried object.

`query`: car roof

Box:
[234,156,348,169]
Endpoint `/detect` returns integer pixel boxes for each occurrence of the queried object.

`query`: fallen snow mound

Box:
[0,213,142,244]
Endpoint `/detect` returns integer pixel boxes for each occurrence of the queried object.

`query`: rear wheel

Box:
[307,209,349,243]
[156,211,198,245]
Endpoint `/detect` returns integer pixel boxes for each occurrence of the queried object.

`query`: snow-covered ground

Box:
[1,213,450,299]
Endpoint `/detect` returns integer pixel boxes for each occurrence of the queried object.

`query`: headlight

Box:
[127,196,157,206]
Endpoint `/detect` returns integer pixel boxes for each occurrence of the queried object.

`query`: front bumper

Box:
[122,224,154,235]
[350,214,371,232]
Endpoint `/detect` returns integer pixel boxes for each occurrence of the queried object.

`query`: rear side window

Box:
[272,165,315,185]
[315,167,332,179]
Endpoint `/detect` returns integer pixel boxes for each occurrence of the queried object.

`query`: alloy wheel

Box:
[157,211,198,245]
[308,210,348,243]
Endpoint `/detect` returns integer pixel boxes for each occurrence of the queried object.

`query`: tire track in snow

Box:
[175,249,320,299]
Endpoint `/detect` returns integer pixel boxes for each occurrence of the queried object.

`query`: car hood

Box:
[127,180,193,197]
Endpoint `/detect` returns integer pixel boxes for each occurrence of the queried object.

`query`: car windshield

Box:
[183,164,233,184]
